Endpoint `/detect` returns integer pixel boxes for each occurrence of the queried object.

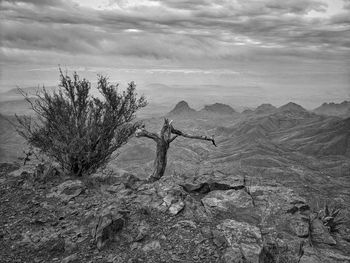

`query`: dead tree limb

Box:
[170,127,217,146]
[135,118,216,182]
[135,128,160,142]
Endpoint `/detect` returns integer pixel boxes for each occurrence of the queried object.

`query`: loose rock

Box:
[61,253,78,263]
[47,180,85,202]
[142,240,161,252]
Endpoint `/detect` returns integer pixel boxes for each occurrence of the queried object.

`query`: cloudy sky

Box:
[1,0,349,108]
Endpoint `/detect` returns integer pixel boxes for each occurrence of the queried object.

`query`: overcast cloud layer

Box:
[0,0,349,108]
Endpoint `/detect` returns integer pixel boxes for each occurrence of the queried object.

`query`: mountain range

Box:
[313,101,350,118]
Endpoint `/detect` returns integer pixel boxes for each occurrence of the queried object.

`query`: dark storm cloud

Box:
[1,0,349,64]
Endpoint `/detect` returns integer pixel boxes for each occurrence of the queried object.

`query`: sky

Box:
[0,0,349,108]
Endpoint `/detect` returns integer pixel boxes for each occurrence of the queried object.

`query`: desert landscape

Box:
[1,0,350,262]
[0,85,350,262]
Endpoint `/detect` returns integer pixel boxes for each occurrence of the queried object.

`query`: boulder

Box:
[90,204,126,250]
[248,186,312,253]
[134,180,186,216]
[217,219,262,263]
[169,200,185,215]
[310,218,336,245]
[221,247,244,263]
[202,189,253,212]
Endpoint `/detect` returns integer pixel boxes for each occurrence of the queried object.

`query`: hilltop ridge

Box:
[168,100,196,115]
[254,103,276,114]
[201,103,236,114]
[314,101,350,118]
[278,102,308,113]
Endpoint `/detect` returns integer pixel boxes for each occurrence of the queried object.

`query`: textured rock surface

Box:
[202,189,253,212]
[218,219,262,263]
[90,204,125,250]
[47,180,85,202]
[311,218,337,245]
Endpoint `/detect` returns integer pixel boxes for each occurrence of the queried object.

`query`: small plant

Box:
[317,204,345,233]
[16,69,147,177]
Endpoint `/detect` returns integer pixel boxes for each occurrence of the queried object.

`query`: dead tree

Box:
[135,118,216,182]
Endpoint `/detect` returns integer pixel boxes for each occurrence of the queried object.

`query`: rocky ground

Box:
[1,158,350,263]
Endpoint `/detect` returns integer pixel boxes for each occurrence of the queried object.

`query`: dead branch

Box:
[135,128,160,142]
[170,126,217,146]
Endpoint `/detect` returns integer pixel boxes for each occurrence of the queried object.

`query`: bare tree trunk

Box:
[151,140,169,182]
[136,118,216,182]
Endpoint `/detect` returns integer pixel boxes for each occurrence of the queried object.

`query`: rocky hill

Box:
[0,86,56,102]
[274,117,350,157]
[0,114,27,162]
[277,102,312,118]
[314,101,350,118]
[168,100,196,116]
[201,103,236,115]
[219,102,318,141]
[254,103,276,114]
[0,98,35,116]
[242,108,253,114]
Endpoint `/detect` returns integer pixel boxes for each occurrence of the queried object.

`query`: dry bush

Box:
[317,203,345,233]
[16,69,147,177]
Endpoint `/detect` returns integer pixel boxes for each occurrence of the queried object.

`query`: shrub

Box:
[16,69,147,176]
[317,204,345,233]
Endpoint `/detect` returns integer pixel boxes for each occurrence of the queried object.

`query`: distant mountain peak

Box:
[242,108,253,114]
[169,100,196,115]
[314,100,350,118]
[278,102,307,112]
[202,103,235,114]
[254,103,276,114]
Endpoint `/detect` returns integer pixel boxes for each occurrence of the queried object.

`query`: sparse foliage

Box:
[317,204,345,233]
[16,69,147,176]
